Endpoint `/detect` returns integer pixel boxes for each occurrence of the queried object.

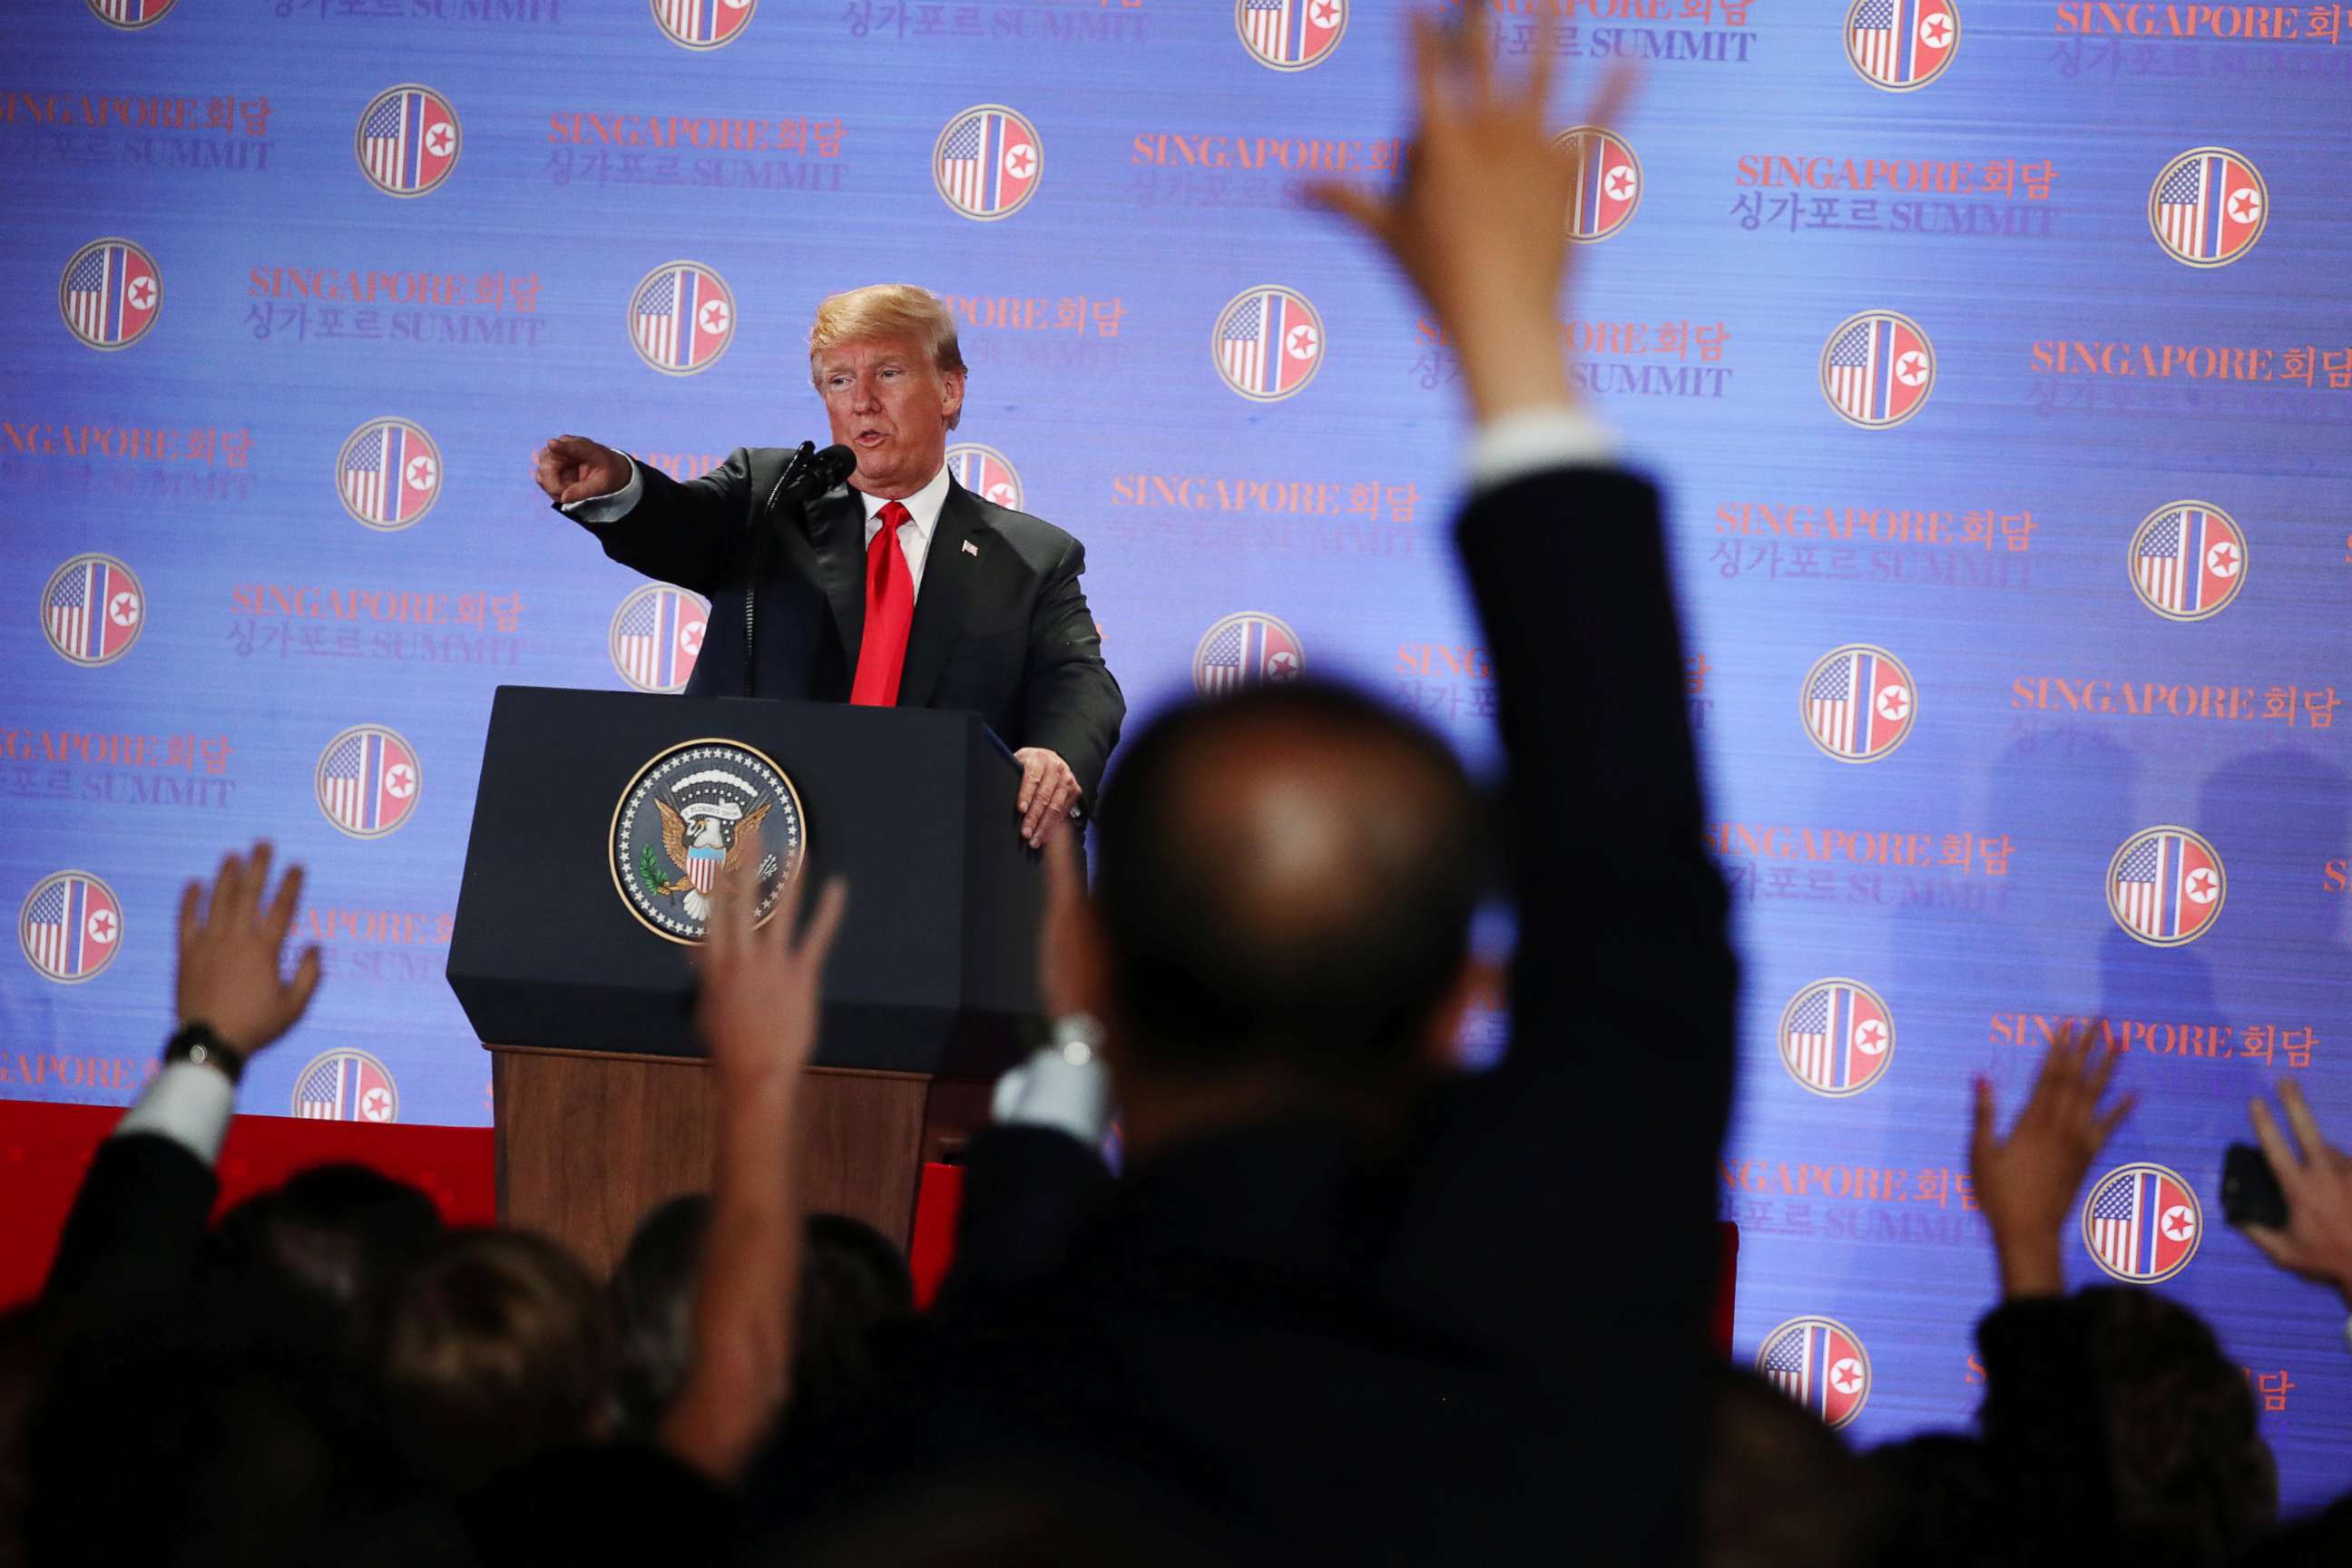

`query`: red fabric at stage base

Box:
[0,1098,495,1309]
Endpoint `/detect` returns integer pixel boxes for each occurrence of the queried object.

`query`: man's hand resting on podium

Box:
[1014,747,1081,848]
[532,434,632,506]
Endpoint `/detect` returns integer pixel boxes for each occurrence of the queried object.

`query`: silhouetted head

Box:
[1705,1366,1881,1568]
[204,1162,442,1348]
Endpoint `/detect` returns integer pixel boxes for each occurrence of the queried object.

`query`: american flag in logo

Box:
[1563,129,1641,240]
[44,555,142,664]
[62,240,161,348]
[2135,506,2242,618]
[340,421,437,528]
[947,444,1022,509]
[86,0,174,26]
[1848,0,1956,87]
[632,263,732,373]
[1193,614,1304,695]
[1759,1319,1868,1427]
[296,1051,397,1122]
[2086,1165,2199,1280]
[1781,982,1892,1095]
[2154,151,2264,263]
[2111,829,2221,944]
[1824,314,1931,426]
[1219,289,1320,399]
[654,0,753,47]
[936,108,1040,218]
[1240,0,1345,67]
[358,87,459,194]
[1806,647,1911,760]
[612,586,707,691]
[20,875,122,982]
[318,728,420,837]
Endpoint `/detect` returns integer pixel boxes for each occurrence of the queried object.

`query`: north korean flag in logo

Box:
[2130,502,2246,621]
[1237,0,1346,70]
[1801,645,1916,762]
[1193,612,1306,695]
[610,583,710,693]
[630,261,735,376]
[2151,148,2266,267]
[2107,827,2224,946]
[1555,126,1642,243]
[652,0,755,49]
[85,0,177,30]
[1846,0,1958,90]
[316,725,421,839]
[2082,1163,2201,1282]
[1214,287,1324,402]
[355,85,460,197]
[1758,1317,1871,1429]
[59,238,161,351]
[946,443,1024,511]
[1821,311,1934,428]
[934,106,1043,221]
[338,418,442,532]
[1778,979,1895,1098]
[42,554,143,667]
[18,872,123,985]
[295,1049,399,1123]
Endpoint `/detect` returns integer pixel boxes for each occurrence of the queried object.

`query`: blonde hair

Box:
[808,284,966,381]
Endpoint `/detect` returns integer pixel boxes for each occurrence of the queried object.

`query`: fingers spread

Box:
[264,863,304,947]
[2250,1097,2304,1188]
[2280,1080,2328,1162]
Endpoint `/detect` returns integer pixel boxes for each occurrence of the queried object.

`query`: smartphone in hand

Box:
[2221,1143,2288,1230]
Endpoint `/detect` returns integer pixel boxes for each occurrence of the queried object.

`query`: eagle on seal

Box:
[652,797,773,920]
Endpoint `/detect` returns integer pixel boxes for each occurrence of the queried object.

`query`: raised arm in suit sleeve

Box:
[564,447,757,596]
[1018,538,1125,805]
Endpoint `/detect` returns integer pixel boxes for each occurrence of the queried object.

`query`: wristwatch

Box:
[163,1021,246,1085]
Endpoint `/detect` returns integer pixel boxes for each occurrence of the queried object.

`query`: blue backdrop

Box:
[6,0,2349,1504]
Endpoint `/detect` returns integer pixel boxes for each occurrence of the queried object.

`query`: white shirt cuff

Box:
[1466,406,1615,493]
[560,458,642,524]
[114,1062,237,1165]
[991,1039,1112,1147]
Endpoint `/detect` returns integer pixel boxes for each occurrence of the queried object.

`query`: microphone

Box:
[761,441,857,516]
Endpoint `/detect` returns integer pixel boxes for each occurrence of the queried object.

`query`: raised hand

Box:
[693,832,848,1090]
[175,841,322,1056]
[531,433,632,506]
[1970,1023,2135,1298]
[2244,1082,2352,1308]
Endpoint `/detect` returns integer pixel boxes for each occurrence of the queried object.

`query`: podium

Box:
[447,686,1044,1274]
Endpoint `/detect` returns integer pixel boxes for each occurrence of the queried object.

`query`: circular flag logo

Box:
[612,740,808,943]
[2107,826,2223,947]
[293,1048,399,1123]
[1800,644,1915,763]
[2128,501,2246,622]
[1553,126,1642,243]
[1820,311,1933,429]
[1777,979,1894,1098]
[1845,0,1957,90]
[1192,612,1304,695]
[86,0,173,28]
[316,725,421,840]
[629,260,735,376]
[1756,1316,1871,1429]
[2082,1161,2201,1282]
[1213,286,1324,402]
[40,554,143,667]
[1236,0,1346,70]
[354,84,460,197]
[610,583,710,693]
[336,417,442,532]
[934,104,1042,221]
[19,871,122,985]
[652,0,754,49]
[2150,148,2266,268]
[59,238,161,351]
[946,442,1024,511]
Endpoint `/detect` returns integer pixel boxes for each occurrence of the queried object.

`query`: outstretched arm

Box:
[532,436,752,594]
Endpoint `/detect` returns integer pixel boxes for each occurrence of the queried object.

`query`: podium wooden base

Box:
[485,1044,990,1279]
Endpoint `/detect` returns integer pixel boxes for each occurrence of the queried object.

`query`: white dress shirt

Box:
[563,457,954,601]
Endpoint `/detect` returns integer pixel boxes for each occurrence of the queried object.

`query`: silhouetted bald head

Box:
[1095,681,1481,1086]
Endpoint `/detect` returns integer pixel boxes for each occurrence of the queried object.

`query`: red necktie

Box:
[850,500,916,706]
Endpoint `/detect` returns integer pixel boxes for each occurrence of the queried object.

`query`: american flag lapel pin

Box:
[962,539,980,558]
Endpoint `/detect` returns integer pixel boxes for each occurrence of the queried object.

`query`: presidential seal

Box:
[611,740,807,943]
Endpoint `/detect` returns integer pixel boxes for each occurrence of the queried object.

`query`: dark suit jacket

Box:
[750,465,1739,1564]
[571,448,1126,803]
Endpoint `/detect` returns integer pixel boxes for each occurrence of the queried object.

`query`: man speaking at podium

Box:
[531,284,1124,847]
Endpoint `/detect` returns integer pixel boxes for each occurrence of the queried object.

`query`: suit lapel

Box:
[896,479,985,710]
[798,484,867,669]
